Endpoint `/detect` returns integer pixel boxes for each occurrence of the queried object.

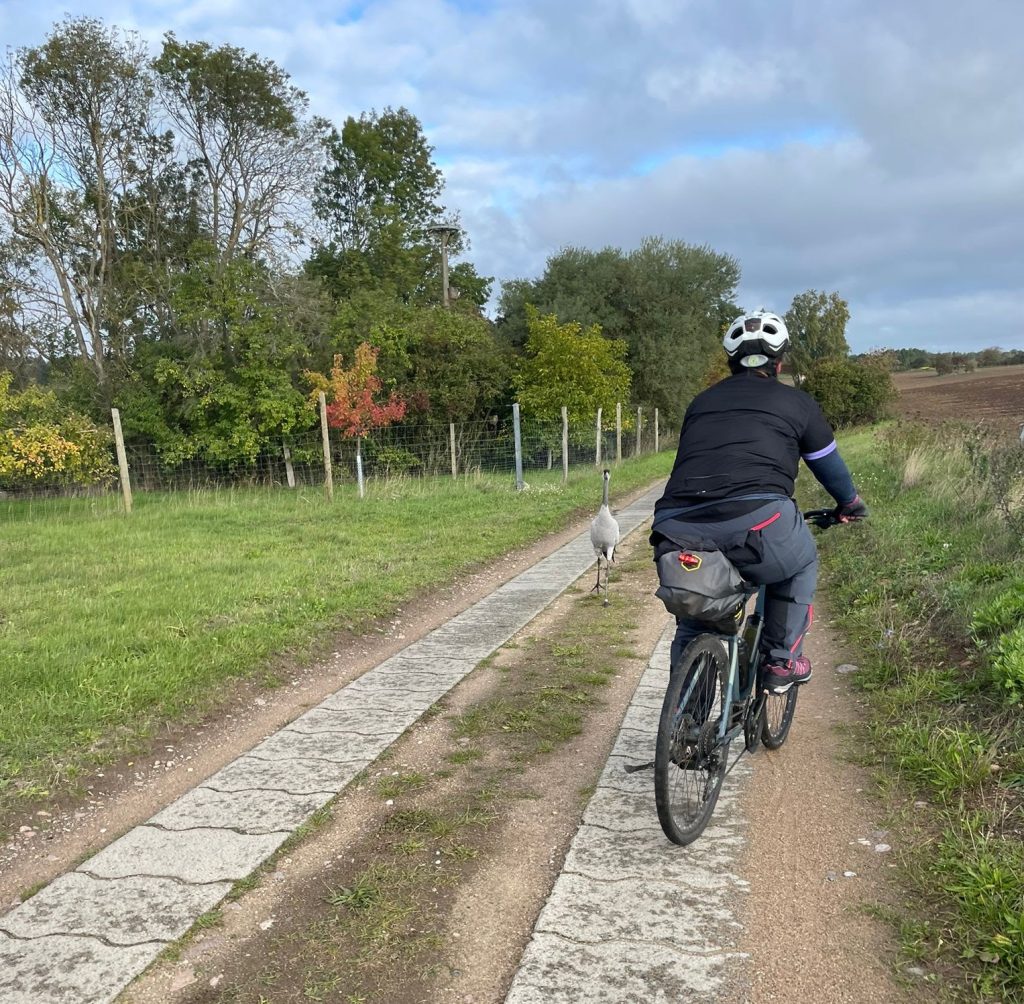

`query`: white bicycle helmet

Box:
[722,309,789,368]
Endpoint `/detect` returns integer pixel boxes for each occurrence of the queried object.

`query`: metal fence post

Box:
[319,392,334,501]
[636,406,642,457]
[561,406,569,484]
[110,408,132,514]
[356,437,365,499]
[512,403,525,490]
[615,402,622,464]
[595,407,602,466]
[655,408,659,452]
[450,422,457,478]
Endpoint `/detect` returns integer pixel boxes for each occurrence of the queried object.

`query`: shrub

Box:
[369,446,421,478]
[802,357,897,427]
[0,372,114,491]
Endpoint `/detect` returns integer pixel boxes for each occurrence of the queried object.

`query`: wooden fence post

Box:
[636,406,642,456]
[615,402,622,464]
[450,422,458,478]
[111,408,132,514]
[595,407,602,466]
[319,392,334,501]
[283,443,295,488]
[561,406,569,484]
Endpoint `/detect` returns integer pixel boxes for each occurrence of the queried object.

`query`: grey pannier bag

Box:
[655,547,747,634]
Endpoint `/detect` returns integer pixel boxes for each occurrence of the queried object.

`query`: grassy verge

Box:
[0,455,670,824]
[800,422,1024,1001]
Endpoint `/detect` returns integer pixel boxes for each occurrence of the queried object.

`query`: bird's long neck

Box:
[602,477,610,508]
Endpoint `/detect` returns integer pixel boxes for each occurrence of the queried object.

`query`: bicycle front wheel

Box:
[761,686,798,749]
[654,635,731,846]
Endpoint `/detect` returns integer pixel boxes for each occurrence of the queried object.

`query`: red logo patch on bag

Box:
[678,552,702,572]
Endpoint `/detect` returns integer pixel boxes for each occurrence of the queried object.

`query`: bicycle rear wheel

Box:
[654,636,731,846]
[761,686,798,749]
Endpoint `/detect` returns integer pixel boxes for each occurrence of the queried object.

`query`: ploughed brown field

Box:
[894,364,1024,435]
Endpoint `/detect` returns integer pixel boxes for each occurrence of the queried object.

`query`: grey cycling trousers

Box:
[662,498,818,669]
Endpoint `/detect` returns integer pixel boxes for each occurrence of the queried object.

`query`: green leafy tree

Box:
[0,17,155,390]
[499,239,738,426]
[514,309,631,441]
[115,249,311,464]
[783,290,850,380]
[311,107,449,302]
[403,309,510,421]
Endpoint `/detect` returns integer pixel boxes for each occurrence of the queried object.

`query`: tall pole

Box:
[615,402,622,464]
[561,406,569,485]
[440,231,450,308]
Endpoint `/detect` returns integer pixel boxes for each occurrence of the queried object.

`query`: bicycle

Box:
[650,508,839,846]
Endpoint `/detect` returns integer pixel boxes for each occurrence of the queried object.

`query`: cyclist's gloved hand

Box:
[834,495,868,523]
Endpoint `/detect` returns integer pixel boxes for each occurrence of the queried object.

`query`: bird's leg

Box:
[591,559,603,594]
[603,560,611,606]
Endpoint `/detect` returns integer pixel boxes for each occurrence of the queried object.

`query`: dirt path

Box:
[741,612,921,1003]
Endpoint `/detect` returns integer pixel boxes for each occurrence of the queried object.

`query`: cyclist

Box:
[650,309,867,694]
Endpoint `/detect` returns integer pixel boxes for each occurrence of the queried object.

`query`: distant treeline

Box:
[859,346,1024,374]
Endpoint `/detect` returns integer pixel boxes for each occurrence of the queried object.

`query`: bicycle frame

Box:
[673,583,767,752]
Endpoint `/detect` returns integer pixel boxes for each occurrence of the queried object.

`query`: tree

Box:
[514,309,631,441]
[784,290,850,380]
[153,34,327,268]
[311,107,450,302]
[115,249,313,464]
[0,370,112,489]
[402,309,510,422]
[0,17,155,391]
[802,357,896,427]
[498,239,739,426]
[307,343,407,439]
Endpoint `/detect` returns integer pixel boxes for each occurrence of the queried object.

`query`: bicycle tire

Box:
[654,635,731,846]
[761,686,798,749]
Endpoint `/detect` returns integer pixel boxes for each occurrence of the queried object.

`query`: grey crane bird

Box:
[590,468,621,606]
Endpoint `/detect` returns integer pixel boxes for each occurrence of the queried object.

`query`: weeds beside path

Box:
[0,456,671,831]
[802,423,1024,1002]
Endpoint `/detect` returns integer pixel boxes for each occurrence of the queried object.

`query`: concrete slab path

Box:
[504,625,753,1004]
[0,487,662,1004]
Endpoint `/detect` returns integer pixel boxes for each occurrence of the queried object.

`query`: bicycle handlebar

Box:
[803,507,840,529]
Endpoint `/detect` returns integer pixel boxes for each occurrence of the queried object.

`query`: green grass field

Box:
[0,456,672,817]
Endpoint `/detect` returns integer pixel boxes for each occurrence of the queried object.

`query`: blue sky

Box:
[2,0,1021,352]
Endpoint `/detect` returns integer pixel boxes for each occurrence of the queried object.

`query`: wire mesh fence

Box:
[0,403,667,516]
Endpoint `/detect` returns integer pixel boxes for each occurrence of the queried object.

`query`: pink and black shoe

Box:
[762,656,812,695]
